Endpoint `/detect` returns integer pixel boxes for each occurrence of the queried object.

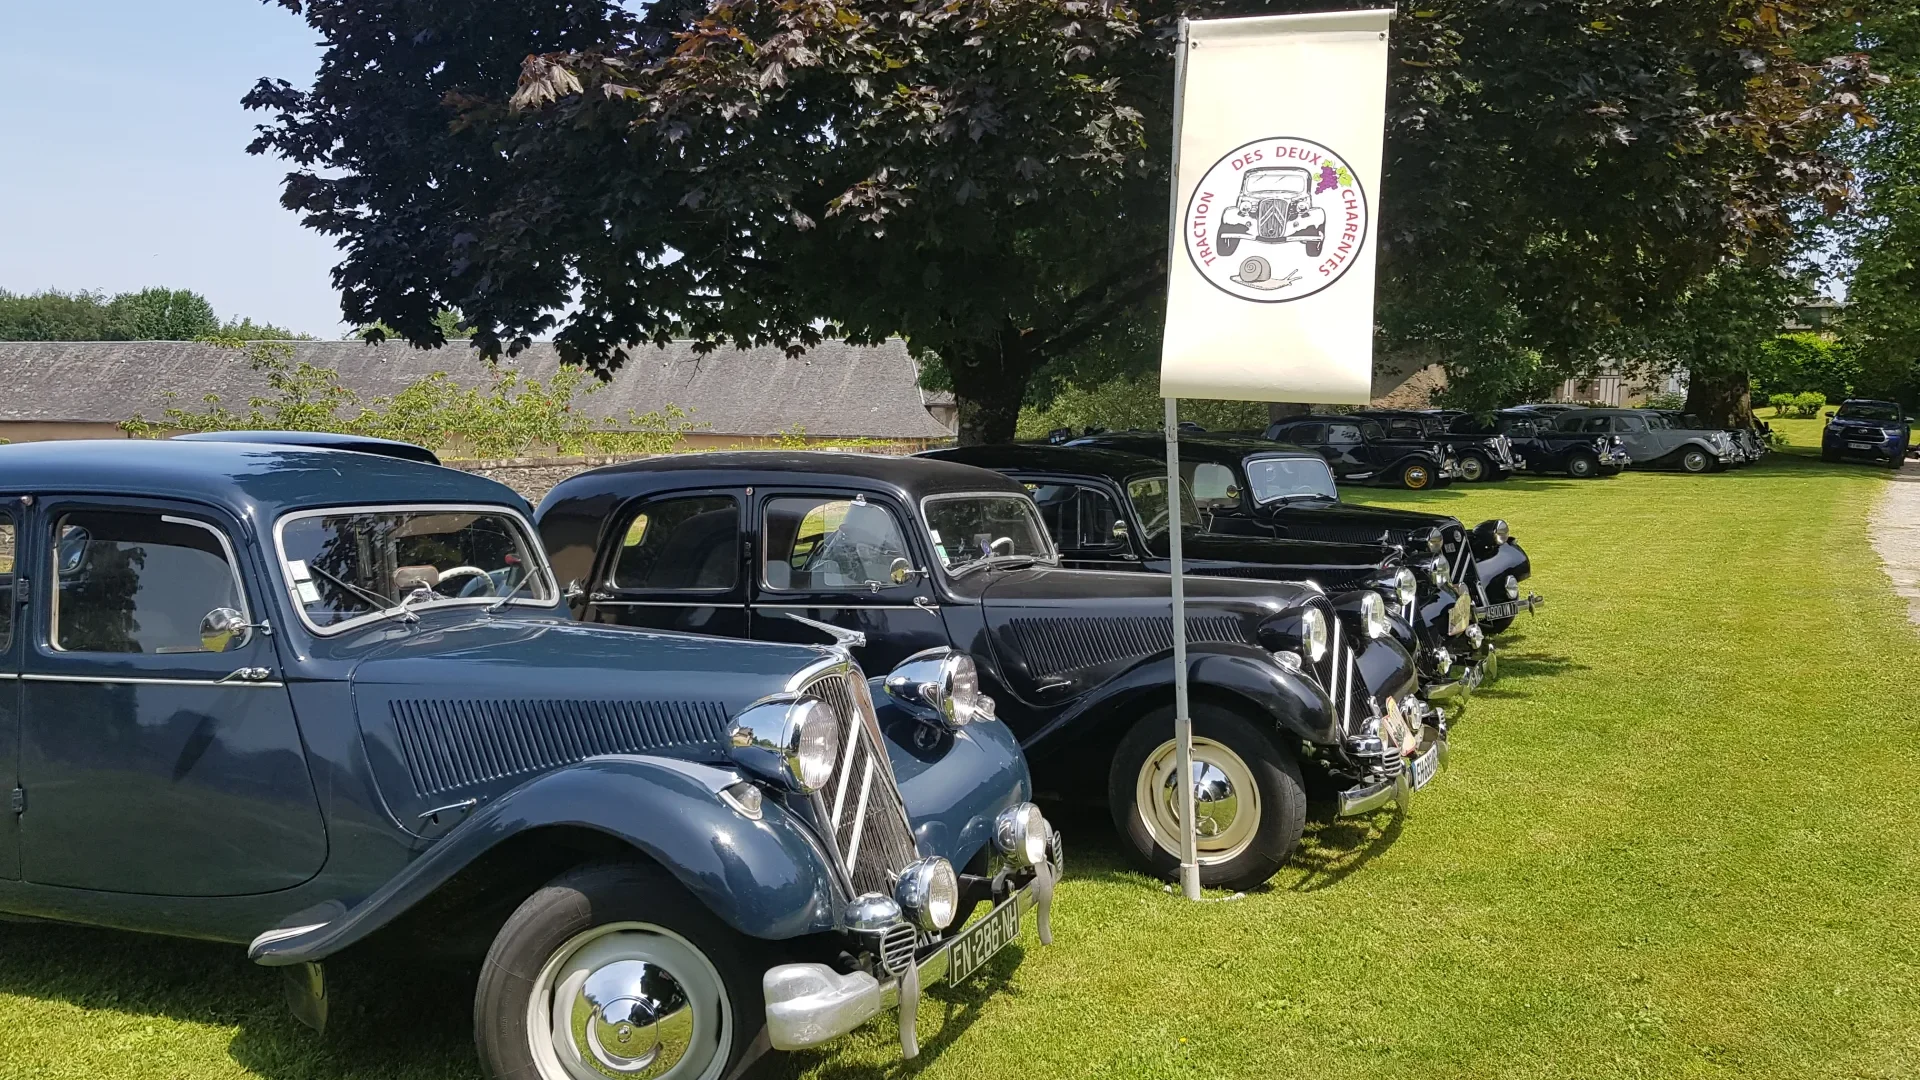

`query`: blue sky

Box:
[0,2,347,336]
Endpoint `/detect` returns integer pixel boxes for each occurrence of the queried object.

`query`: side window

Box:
[1615,416,1647,433]
[0,511,13,650]
[1029,483,1123,550]
[763,496,912,591]
[1190,464,1240,510]
[1386,419,1419,438]
[1289,424,1327,444]
[50,510,242,654]
[609,495,740,591]
[1509,419,1537,436]
[1582,417,1612,434]
[1327,423,1363,445]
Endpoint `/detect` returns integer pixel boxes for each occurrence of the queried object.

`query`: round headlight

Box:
[1301,606,1329,663]
[1489,519,1509,545]
[1392,567,1418,607]
[1360,591,1388,639]
[994,803,1050,868]
[1417,528,1444,554]
[1427,559,1449,589]
[942,651,994,726]
[790,699,841,791]
[886,648,996,729]
[895,857,959,931]
[729,695,842,794]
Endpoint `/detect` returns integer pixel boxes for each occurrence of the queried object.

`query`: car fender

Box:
[1019,643,1336,764]
[249,755,840,966]
[1300,206,1327,231]
[1475,540,1531,590]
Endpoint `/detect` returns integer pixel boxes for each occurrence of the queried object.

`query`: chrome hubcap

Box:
[1461,458,1483,480]
[528,923,728,1080]
[1406,467,1429,488]
[1137,737,1262,865]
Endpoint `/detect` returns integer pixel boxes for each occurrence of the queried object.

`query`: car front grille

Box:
[878,922,918,976]
[1255,198,1289,238]
[803,665,923,898]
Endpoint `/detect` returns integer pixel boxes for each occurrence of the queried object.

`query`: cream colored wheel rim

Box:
[1136,736,1262,866]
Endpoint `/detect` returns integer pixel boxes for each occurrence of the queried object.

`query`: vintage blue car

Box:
[0,438,1059,1078]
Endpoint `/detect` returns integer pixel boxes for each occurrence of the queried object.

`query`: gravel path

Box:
[1871,468,1920,626]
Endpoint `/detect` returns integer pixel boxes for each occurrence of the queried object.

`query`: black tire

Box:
[1217,234,1241,256]
[475,860,764,1080]
[1481,615,1517,634]
[1457,451,1493,483]
[1305,237,1324,257]
[1680,447,1712,474]
[1107,702,1307,892]
[1821,448,1839,463]
[1399,461,1435,490]
[1565,451,1600,479]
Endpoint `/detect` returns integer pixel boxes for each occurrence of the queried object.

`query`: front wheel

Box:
[475,860,763,1080]
[1457,452,1491,482]
[1565,451,1600,479]
[1399,461,1434,489]
[1680,448,1712,473]
[1108,703,1306,892]
[1217,233,1241,256]
[1482,615,1517,634]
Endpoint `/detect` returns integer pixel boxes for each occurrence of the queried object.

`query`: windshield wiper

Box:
[485,569,540,613]
[306,564,417,625]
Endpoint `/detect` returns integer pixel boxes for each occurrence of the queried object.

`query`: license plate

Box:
[1448,594,1471,635]
[948,895,1022,983]
[1411,740,1442,790]
[1849,442,1877,450]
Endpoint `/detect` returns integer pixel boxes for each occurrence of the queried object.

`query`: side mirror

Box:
[200,607,251,653]
[889,557,915,585]
[1111,519,1130,542]
[1825,410,1837,418]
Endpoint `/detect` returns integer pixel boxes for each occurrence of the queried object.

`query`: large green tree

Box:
[249,0,1868,440]
[0,287,304,341]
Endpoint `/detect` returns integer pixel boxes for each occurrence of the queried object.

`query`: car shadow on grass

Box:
[0,920,478,1079]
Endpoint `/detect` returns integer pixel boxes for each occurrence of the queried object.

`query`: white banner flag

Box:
[1159,11,1393,403]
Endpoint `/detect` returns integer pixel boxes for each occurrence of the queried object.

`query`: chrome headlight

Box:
[994,803,1050,868]
[1487,519,1509,545]
[729,696,842,794]
[1412,527,1444,554]
[895,857,960,931]
[1302,606,1329,662]
[1392,567,1418,607]
[1359,591,1388,639]
[1425,559,1449,588]
[885,648,997,728]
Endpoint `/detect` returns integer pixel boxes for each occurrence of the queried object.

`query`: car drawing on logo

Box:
[536,452,1439,893]
[0,435,1060,1079]
[1217,166,1325,258]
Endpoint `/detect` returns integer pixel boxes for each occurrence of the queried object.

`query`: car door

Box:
[18,498,327,896]
[0,501,19,879]
[1611,413,1661,459]
[749,490,950,674]
[579,489,750,639]
[1324,421,1375,478]
[1023,478,1138,572]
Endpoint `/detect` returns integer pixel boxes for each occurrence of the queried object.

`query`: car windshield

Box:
[1244,168,1309,197]
[1125,476,1204,538]
[1838,401,1904,422]
[1243,455,1339,503]
[922,495,1054,573]
[277,507,552,631]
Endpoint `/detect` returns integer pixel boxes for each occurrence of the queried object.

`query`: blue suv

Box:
[1822,399,1912,468]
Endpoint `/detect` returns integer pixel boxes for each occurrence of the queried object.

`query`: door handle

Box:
[913,596,938,612]
[220,667,274,684]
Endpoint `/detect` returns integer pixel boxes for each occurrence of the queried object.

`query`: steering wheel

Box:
[435,565,495,597]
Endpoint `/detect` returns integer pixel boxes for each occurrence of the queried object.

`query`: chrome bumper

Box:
[1422,643,1494,702]
[1337,726,1447,816]
[1475,593,1543,622]
[765,845,1062,1059]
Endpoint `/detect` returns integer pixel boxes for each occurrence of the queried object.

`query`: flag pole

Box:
[1162,16,1201,902]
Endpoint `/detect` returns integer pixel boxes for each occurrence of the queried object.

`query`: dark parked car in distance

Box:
[1262,414,1459,490]
[536,452,1440,892]
[1821,399,1911,467]
[1353,409,1521,482]
[1452,409,1631,479]
[0,438,1061,1077]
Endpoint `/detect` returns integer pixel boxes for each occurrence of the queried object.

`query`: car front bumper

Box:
[1475,592,1543,622]
[765,841,1063,1060]
[1336,713,1448,816]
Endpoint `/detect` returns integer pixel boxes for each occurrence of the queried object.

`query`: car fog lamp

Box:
[1466,624,1485,648]
[1503,574,1519,600]
[1392,567,1418,607]
[994,803,1050,868]
[1427,560,1449,589]
[719,781,764,821]
[729,696,842,794]
[1302,607,1329,663]
[895,857,960,932]
[1360,591,1389,640]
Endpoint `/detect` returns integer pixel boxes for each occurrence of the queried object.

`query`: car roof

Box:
[543,450,1027,508]
[0,438,524,520]
[1840,398,1902,408]
[1068,431,1323,468]
[920,442,1165,483]
[173,430,442,465]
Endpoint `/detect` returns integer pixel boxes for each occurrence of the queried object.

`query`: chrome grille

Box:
[1256,198,1289,238]
[805,666,922,897]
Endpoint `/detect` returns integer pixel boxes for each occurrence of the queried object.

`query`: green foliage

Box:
[352,310,473,341]
[1769,390,1829,418]
[121,340,702,459]
[250,0,1871,443]
[0,287,305,341]
[1755,332,1860,400]
[1639,391,1688,411]
[1015,375,1269,439]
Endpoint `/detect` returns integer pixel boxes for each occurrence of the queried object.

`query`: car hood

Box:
[1247,498,1463,542]
[1145,532,1394,589]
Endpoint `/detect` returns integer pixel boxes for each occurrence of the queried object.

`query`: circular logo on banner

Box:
[1182,137,1370,303]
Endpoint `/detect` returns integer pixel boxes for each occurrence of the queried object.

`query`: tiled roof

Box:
[0,338,954,439]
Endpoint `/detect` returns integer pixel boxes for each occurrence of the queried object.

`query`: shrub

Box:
[1769,391,1826,418]
[1640,390,1687,411]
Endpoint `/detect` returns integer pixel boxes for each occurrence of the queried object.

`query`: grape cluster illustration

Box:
[1314,163,1354,193]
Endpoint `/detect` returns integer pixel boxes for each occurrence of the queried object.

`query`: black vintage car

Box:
[537,453,1439,891]
[1262,413,1460,490]
[1069,433,1543,634]
[921,442,1490,700]
[1353,409,1521,483]
[1451,409,1633,478]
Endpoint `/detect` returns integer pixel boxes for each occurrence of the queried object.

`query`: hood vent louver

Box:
[1007,615,1246,680]
[391,698,731,797]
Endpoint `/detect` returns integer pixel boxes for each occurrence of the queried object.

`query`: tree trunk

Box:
[948,326,1038,446]
[1684,366,1753,428]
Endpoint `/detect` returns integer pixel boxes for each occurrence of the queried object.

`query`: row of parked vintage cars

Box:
[1108,404,1769,491]
[0,430,1543,1079]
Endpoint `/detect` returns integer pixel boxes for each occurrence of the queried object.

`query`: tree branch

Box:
[1031,268,1167,360]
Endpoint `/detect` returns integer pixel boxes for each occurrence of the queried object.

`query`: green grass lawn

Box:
[5,439,1918,1079]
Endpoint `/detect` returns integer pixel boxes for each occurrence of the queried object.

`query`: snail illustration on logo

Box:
[1229,257,1303,292]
